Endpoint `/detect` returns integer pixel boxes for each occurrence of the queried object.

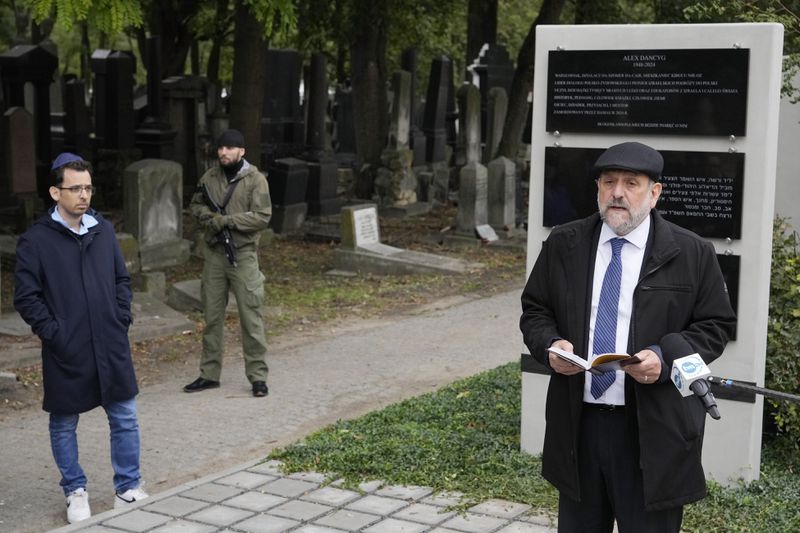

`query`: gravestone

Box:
[267,157,308,234]
[163,75,208,197]
[401,48,427,168]
[0,107,39,230]
[62,79,92,156]
[261,49,304,169]
[422,56,452,203]
[468,44,515,143]
[423,56,450,164]
[454,83,494,242]
[135,36,178,160]
[334,204,485,275]
[48,41,66,156]
[487,156,516,231]
[376,70,427,216]
[332,86,357,169]
[92,49,140,210]
[91,50,136,149]
[456,163,489,235]
[0,44,58,201]
[1,108,37,197]
[302,53,340,217]
[484,87,508,162]
[457,83,482,165]
[123,159,191,270]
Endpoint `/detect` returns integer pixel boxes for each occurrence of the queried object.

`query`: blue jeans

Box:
[49,397,142,496]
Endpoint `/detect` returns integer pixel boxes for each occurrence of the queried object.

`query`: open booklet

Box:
[547,346,641,375]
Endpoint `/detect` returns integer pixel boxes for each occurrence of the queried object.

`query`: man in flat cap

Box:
[14,153,148,524]
[520,142,735,532]
[185,129,272,398]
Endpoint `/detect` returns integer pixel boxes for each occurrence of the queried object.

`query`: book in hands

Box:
[547,346,641,375]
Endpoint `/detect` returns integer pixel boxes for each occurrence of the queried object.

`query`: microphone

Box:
[671,354,721,420]
[662,334,721,420]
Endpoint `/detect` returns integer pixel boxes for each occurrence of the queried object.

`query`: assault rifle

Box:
[201,183,237,266]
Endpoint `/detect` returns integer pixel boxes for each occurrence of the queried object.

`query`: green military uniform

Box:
[189,159,272,383]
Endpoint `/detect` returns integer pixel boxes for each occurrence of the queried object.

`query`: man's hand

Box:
[197,212,214,223]
[206,214,227,233]
[622,348,662,384]
[548,339,584,376]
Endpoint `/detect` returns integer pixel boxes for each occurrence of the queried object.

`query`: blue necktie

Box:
[591,237,626,399]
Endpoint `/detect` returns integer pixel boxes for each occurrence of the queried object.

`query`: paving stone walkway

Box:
[51,460,557,533]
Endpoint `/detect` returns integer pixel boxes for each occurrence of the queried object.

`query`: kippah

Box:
[51,152,85,171]
[216,129,245,149]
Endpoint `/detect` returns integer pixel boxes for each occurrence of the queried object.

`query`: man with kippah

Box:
[14,153,148,524]
[185,129,272,398]
[520,142,736,532]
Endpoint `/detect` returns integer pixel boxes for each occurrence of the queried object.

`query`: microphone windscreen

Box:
[660,333,694,360]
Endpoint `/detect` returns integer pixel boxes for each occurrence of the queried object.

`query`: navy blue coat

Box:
[14,208,138,414]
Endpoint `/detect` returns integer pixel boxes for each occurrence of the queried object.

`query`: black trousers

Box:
[557,405,683,533]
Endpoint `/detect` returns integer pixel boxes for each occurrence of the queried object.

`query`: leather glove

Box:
[207,214,226,233]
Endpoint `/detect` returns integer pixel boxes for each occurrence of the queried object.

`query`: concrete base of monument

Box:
[0,292,196,371]
[333,243,484,276]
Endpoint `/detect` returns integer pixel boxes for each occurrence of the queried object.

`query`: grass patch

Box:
[270,362,800,532]
[270,362,559,513]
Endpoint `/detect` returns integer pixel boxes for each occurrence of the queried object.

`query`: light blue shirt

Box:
[51,206,99,236]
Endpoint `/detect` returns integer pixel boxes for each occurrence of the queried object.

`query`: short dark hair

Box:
[52,160,93,186]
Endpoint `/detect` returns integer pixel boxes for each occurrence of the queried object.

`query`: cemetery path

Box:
[0,284,525,532]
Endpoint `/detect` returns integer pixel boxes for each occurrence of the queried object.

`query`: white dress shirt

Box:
[584,215,650,405]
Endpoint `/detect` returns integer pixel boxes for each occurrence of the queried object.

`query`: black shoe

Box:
[252,381,268,397]
[183,377,220,393]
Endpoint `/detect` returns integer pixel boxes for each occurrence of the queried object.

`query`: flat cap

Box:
[216,129,245,149]
[51,152,85,171]
[593,142,663,181]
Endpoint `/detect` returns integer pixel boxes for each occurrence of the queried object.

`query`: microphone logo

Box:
[672,373,682,389]
[681,360,701,374]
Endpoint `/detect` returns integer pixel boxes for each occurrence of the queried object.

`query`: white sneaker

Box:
[66,487,91,523]
[114,485,149,509]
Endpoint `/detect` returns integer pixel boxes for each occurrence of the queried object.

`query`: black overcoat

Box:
[520,211,736,511]
[14,208,138,414]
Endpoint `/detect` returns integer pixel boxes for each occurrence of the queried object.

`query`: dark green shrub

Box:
[765,218,800,452]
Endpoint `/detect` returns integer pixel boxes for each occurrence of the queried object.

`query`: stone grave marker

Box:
[484,87,508,162]
[267,157,309,234]
[335,204,484,275]
[376,70,429,217]
[401,47,427,168]
[488,156,516,231]
[453,82,491,243]
[123,159,191,271]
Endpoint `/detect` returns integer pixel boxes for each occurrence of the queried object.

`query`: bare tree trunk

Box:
[229,0,268,168]
[207,0,231,84]
[80,22,91,93]
[349,0,388,199]
[466,0,497,67]
[497,0,565,160]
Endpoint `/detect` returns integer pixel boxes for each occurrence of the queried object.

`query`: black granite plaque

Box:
[658,152,743,239]
[546,49,749,136]
[543,147,744,240]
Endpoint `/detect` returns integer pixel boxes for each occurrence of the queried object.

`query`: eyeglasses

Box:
[57,185,96,195]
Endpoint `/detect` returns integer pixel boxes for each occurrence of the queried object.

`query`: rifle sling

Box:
[219,178,241,213]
